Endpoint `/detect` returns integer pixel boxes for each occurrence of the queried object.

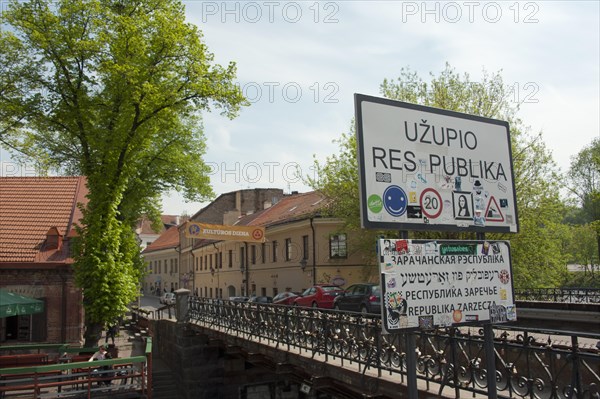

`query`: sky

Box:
[1,1,599,216]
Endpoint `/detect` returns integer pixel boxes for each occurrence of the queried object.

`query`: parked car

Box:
[272,291,300,305]
[160,292,175,305]
[333,283,381,314]
[247,296,273,304]
[229,296,249,302]
[293,284,345,309]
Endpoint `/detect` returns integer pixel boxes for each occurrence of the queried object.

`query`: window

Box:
[219,252,223,269]
[174,259,178,273]
[240,247,245,269]
[329,234,347,258]
[272,240,278,262]
[285,238,292,261]
[200,256,203,271]
[302,235,309,260]
[209,254,213,270]
[228,250,233,268]
[251,245,256,265]
[261,243,266,264]
[194,257,197,272]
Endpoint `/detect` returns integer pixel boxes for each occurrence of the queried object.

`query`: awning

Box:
[0,289,44,318]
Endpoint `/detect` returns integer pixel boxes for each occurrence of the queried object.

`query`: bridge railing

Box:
[187,297,600,399]
[514,288,600,303]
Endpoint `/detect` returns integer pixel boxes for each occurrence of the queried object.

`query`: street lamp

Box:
[299,258,307,271]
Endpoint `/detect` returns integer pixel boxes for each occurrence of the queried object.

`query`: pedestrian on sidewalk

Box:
[105,323,118,345]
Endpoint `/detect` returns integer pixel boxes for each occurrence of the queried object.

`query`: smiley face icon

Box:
[383,185,408,217]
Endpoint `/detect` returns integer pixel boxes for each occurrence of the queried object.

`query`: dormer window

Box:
[45,227,62,250]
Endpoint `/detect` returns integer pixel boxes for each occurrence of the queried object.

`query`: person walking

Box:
[105,324,118,345]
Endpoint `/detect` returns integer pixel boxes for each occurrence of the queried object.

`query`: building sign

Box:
[379,239,516,333]
[185,222,266,243]
[355,94,519,233]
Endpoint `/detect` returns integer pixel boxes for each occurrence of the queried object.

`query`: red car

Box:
[293,284,345,309]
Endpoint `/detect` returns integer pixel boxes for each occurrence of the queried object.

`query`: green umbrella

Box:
[0,289,44,318]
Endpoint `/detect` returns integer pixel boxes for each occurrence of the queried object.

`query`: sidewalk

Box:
[105,320,172,375]
[103,325,145,359]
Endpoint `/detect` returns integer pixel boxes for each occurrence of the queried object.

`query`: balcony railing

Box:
[187,297,600,399]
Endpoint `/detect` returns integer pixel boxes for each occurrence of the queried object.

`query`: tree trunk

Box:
[83,321,103,348]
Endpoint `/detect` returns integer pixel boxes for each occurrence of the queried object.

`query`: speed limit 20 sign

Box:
[355,94,519,233]
[420,188,442,219]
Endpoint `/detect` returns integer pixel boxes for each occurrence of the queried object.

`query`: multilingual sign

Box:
[355,94,519,233]
[379,239,516,333]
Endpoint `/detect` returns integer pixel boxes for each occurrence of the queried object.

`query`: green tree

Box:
[0,0,246,345]
[566,223,599,277]
[567,138,600,272]
[310,64,567,288]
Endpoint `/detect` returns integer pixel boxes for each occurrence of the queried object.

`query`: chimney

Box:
[236,190,242,211]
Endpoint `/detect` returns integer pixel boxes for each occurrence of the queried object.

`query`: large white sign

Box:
[379,239,516,332]
[355,94,519,233]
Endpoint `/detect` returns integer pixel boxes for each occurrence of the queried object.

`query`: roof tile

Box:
[0,176,87,263]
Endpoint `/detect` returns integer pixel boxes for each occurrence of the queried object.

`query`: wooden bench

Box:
[0,369,62,398]
[59,354,92,363]
[35,364,139,398]
[0,353,49,368]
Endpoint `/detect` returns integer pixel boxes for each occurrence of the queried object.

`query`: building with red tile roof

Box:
[141,188,376,300]
[142,226,181,294]
[136,214,183,251]
[0,176,87,343]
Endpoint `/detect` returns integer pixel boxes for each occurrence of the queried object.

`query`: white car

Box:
[160,292,175,305]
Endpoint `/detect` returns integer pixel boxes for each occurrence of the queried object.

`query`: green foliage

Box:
[565,138,600,273]
[310,64,567,287]
[561,271,600,289]
[565,223,599,271]
[1,0,247,343]
[568,138,600,219]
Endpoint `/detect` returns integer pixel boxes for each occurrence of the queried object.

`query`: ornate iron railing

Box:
[187,297,600,399]
[514,288,600,303]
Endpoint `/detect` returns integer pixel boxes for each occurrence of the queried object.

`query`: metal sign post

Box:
[399,230,418,399]
[479,232,498,399]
